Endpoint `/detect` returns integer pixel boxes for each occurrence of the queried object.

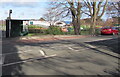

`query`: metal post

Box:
[9,9,12,37]
[9,19,11,37]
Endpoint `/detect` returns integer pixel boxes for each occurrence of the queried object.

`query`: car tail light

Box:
[108,29,111,31]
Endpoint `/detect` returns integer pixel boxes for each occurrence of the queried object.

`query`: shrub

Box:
[81,25,90,31]
[28,25,42,29]
[81,30,90,35]
[95,28,101,35]
[27,25,98,35]
[28,25,47,33]
[46,26,63,35]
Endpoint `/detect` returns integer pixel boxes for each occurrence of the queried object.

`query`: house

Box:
[54,21,66,27]
[28,18,67,28]
[28,20,50,28]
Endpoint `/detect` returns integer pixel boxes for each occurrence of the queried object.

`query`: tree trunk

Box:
[71,11,81,35]
[72,17,80,35]
[90,18,96,35]
[118,2,120,24]
[90,2,97,35]
[76,12,81,35]
[69,1,81,35]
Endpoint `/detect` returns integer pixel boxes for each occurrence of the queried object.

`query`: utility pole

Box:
[9,9,12,37]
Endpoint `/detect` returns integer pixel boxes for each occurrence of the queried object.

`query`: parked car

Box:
[101,27,119,35]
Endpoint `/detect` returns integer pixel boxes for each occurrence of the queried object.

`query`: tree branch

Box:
[83,0,93,16]
[98,0,108,19]
[96,0,103,16]
[62,10,71,18]
[112,2,119,11]
[81,11,91,16]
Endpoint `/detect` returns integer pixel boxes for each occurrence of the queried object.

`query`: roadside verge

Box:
[15,35,90,43]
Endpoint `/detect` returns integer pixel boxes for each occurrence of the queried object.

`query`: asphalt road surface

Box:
[1,35,120,75]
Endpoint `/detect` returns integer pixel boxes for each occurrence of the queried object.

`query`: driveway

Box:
[2,35,119,75]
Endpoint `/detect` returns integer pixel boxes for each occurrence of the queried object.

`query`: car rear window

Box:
[102,27,111,29]
[112,27,118,30]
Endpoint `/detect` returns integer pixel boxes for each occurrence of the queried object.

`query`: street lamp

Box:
[9,9,12,19]
[9,9,12,37]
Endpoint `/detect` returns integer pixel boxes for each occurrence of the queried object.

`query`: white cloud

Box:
[0,0,37,2]
[0,0,52,7]
[0,2,38,8]
[0,0,120,2]
[0,0,49,20]
[0,0,51,2]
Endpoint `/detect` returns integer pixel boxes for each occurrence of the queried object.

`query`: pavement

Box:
[1,35,120,76]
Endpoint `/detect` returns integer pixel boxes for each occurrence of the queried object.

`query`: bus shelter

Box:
[6,19,29,38]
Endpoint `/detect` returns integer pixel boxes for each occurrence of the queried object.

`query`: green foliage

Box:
[20,31,28,36]
[27,33,47,36]
[27,33,35,36]
[95,28,101,35]
[28,25,42,28]
[81,30,90,35]
[96,25,101,27]
[67,26,74,32]
[81,25,90,30]
[28,25,46,33]
[46,26,63,35]
[27,25,102,36]
[28,26,70,35]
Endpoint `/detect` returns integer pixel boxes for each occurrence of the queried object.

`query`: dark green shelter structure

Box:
[6,19,29,38]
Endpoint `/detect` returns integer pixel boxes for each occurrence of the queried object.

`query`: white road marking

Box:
[50,44,94,52]
[0,56,2,64]
[68,47,74,50]
[0,50,32,56]
[85,44,96,48]
[84,44,119,58]
[2,54,57,67]
[39,50,47,56]
[85,38,113,42]
[67,46,91,52]
[75,48,90,51]
[0,55,5,64]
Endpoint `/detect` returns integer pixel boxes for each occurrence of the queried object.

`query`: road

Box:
[1,35,120,75]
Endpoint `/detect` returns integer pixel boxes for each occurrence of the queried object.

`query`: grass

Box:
[81,30,90,35]
[27,33,50,36]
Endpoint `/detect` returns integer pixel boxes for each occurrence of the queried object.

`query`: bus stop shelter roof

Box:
[6,19,30,21]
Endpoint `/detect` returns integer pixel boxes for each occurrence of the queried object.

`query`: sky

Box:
[0,0,112,21]
[0,0,50,20]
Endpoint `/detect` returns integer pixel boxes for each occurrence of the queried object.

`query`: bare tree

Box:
[112,1,120,12]
[43,0,82,35]
[83,0,108,35]
[107,2,119,17]
[43,7,62,26]
[107,1,120,24]
[67,0,82,35]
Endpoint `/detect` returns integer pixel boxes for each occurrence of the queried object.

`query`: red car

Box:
[101,27,119,35]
